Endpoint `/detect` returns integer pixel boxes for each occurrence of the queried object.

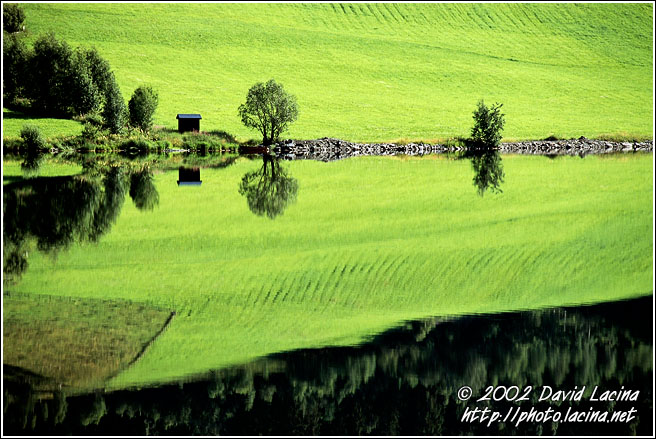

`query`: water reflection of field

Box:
[2,154,653,389]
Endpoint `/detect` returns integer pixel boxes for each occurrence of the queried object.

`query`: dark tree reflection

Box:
[3,162,163,282]
[469,150,504,196]
[89,166,127,241]
[2,166,128,283]
[129,166,159,211]
[238,154,298,219]
[20,148,46,177]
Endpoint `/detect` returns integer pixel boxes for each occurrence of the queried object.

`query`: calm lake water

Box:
[3,296,653,435]
[2,151,653,435]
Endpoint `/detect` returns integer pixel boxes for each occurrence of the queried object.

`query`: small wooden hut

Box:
[176,114,202,133]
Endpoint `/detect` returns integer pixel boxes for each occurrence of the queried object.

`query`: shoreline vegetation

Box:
[2,126,653,157]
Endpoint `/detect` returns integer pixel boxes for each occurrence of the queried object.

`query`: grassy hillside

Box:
[2,3,653,141]
[3,154,652,388]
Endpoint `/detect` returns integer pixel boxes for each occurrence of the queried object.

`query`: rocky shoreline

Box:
[273,137,653,161]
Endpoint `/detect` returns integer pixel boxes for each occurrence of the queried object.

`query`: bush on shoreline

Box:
[128,85,158,132]
[4,126,241,157]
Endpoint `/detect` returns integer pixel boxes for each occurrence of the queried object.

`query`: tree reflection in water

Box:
[129,166,160,211]
[469,149,504,195]
[238,154,298,219]
[2,164,159,283]
[20,148,46,177]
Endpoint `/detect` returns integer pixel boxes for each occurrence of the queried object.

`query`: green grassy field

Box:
[2,108,83,139]
[2,3,653,141]
[3,154,652,388]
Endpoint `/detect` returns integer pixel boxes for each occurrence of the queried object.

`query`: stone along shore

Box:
[273,137,653,161]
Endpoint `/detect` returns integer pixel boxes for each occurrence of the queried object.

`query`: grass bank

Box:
[2,3,652,142]
[3,153,652,388]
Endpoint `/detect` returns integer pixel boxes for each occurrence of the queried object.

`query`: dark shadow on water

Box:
[2,172,125,283]
[238,153,298,219]
[4,296,652,435]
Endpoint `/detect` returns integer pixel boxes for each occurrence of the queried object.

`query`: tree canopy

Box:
[3,3,26,33]
[128,85,159,132]
[238,79,298,146]
[469,100,505,152]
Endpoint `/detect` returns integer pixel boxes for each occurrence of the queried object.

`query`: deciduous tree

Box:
[102,73,126,134]
[128,85,159,132]
[468,100,505,152]
[238,79,298,146]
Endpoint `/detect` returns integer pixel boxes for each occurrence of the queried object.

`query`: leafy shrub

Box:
[19,126,47,177]
[120,138,152,150]
[84,48,113,96]
[128,85,159,132]
[81,123,104,143]
[76,112,104,127]
[5,32,119,121]
[27,33,101,116]
[3,3,25,33]
[158,140,172,150]
[20,125,47,150]
[466,100,505,196]
[117,138,153,159]
[56,135,86,151]
[468,100,505,152]
[2,138,22,150]
[168,136,184,149]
